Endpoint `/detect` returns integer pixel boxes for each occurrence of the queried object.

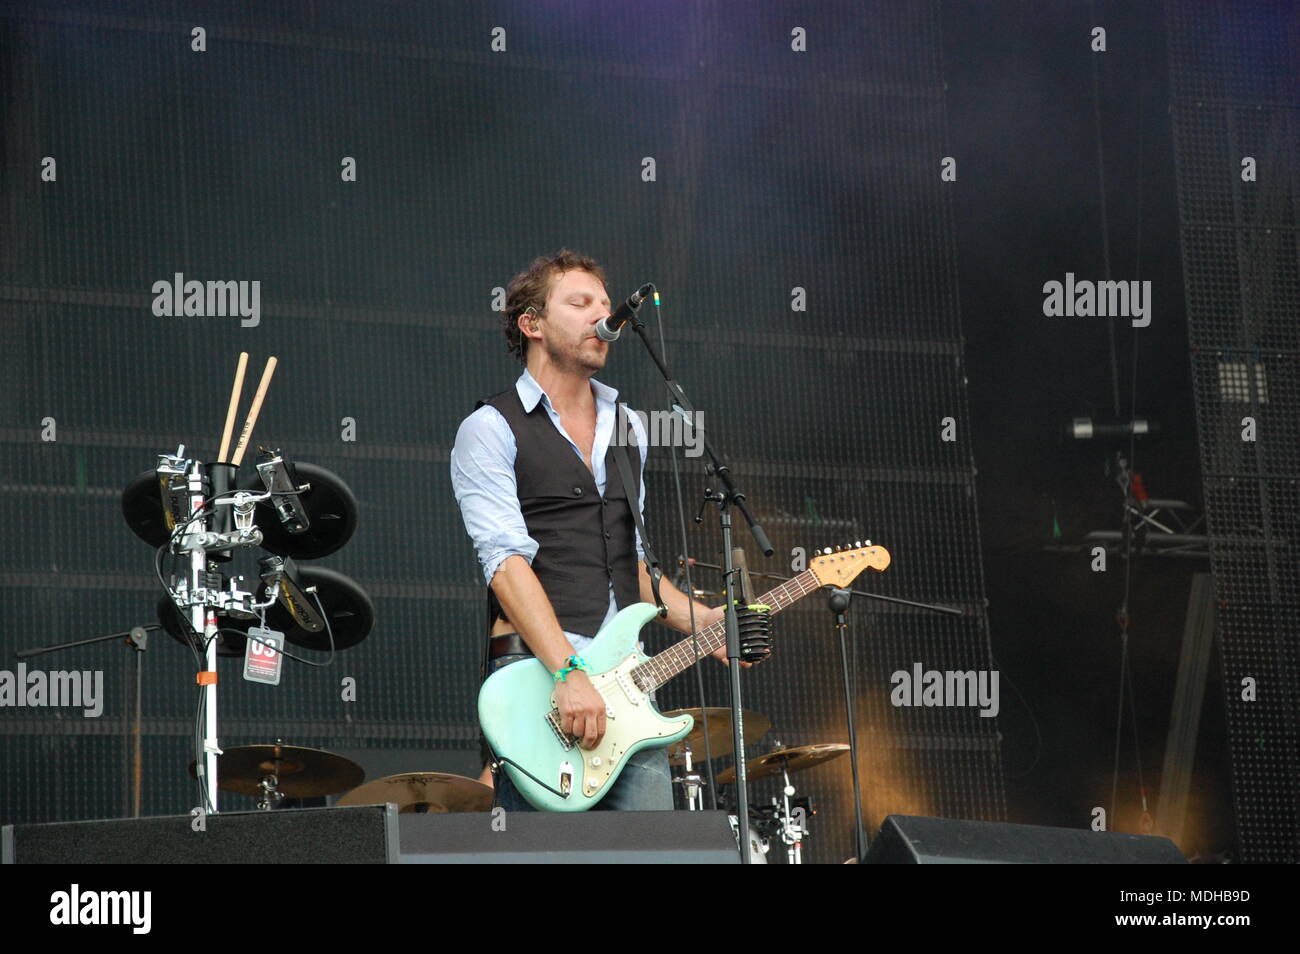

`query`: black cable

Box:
[1092,0,1154,831]
[193,673,214,816]
[1123,37,1150,824]
[193,680,204,810]
[1089,0,1120,418]
[990,648,1045,780]
[488,752,571,801]
[215,589,337,668]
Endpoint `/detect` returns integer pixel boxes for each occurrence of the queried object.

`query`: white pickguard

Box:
[548,654,691,798]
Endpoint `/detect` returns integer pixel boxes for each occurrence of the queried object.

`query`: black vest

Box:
[479,388,641,638]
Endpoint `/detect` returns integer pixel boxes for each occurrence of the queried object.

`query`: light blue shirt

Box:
[451,369,648,651]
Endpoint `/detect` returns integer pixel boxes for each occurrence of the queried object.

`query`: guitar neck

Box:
[633,570,822,691]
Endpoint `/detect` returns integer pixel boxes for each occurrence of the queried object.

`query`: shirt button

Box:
[573,486,583,496]
[607,565,614,574]
[601,499,608,507]
[604,531,611,539]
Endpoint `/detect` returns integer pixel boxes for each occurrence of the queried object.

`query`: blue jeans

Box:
[486,653,674,812]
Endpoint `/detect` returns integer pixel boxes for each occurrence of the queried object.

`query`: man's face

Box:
[529,269,611,375]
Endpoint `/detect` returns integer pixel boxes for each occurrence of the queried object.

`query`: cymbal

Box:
[661,707,771,766]
[190,743,364,798]
[337,772,493,813]
[715,743,850,785]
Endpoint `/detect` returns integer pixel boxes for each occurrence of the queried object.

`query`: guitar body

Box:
[477,542,891,812]
[478,603,694,811]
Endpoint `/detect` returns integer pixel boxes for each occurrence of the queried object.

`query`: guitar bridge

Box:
[545,709,575,750]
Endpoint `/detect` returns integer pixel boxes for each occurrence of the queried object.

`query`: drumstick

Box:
[217,352,249,463]
[230,356,277,467]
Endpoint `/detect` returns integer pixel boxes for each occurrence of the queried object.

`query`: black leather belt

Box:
[488,632,533,660]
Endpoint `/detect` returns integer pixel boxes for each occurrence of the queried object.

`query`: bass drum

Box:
[728,814,769,864]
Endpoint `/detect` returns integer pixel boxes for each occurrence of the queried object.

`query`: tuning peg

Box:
[855,540,862,547]
[823,547,832,555]
[865,539,872,547]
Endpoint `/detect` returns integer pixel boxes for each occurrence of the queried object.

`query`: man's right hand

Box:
[554,672,607,749]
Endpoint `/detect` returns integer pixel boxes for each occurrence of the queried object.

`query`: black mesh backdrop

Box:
[0,1,1003,863]
[1166,0,1300,863]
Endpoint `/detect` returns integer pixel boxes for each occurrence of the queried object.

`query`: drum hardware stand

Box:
[254,740,290,811]
[175,458,271,814]
[672,744,708,810]
[772,753,807,865]
[257,776,285,811]
[182,353,279,813]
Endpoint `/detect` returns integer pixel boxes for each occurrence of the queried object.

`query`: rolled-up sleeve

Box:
[450,406,539,583]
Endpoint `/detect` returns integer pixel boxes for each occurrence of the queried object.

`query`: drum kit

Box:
[119,352,375,813]
[188,742,495,814]
[189,722,848,864]
[664,707,848,864]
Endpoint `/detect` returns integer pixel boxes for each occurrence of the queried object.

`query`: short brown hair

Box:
[502,248,607,364]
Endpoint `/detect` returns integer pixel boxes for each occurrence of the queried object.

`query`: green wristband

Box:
[552,654,591,683]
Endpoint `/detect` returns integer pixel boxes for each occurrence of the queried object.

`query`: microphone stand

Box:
[828,587,867,862]
[622,308,773,864]
[684,561,965,620]
[16,623,161,818]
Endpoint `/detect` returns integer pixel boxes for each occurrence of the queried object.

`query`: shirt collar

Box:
[516,368,619,413]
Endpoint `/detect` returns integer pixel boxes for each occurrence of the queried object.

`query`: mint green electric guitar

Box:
[477,543,890,811]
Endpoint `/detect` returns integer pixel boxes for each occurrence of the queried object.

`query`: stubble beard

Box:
[545,334,606,377]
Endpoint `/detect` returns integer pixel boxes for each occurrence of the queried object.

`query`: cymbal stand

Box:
[673,743,707,811]
[774,758,806,864]
[257,774,284,811]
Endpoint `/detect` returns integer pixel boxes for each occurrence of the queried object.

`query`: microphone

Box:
[595,284,654,342]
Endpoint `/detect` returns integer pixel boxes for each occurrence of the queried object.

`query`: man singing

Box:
[451,248,736,811]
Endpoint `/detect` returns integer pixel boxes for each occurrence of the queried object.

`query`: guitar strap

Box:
[612,416,667,619]
[480,590,493,680]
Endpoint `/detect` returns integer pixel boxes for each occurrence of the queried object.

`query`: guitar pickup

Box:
[544,709,575,750]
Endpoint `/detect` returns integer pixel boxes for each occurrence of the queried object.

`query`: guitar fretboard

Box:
[631,569,821,691]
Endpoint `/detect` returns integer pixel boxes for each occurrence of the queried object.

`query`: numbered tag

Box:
[243,626,285,685]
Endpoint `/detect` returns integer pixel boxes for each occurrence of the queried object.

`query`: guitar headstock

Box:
[808,541,891,588]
